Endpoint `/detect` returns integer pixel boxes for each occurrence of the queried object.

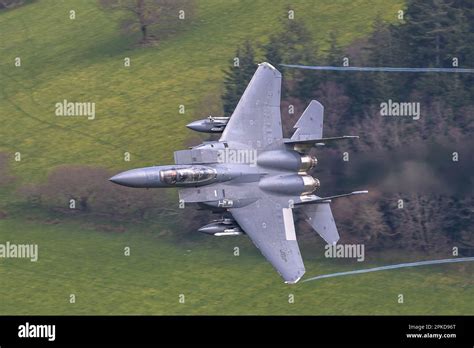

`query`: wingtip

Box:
[259,62,281,77]
[285,276,303,284]
[284,271,305,284]
[259,62,277,70]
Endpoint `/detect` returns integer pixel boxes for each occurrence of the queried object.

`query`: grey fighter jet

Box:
[110,62,368,284]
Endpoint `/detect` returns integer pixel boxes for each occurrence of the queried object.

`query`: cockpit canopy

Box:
[160,166,217,185]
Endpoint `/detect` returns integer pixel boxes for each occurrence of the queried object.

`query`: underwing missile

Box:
[186,116,229,133]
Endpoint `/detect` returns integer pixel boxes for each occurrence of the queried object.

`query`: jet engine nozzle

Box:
[300,155,317,172]
[259,174,320,195]
[302,175,320,195]
[257,150,317,172]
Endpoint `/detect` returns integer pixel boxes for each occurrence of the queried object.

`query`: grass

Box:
[0,215,472,315]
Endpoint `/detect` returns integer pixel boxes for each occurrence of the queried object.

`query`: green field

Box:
[1,0,473,315]
[1,213,473,315]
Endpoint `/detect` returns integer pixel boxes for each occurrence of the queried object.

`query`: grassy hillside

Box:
[0,0,403,182]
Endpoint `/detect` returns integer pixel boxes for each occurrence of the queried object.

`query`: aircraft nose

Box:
[109,169,149,188]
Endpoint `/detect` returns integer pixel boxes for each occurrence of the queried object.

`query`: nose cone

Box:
[198,223,221,235]
[109,168,151,188]
[186,120,209,132]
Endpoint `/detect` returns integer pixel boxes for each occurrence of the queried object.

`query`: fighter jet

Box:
[110,62,368,284]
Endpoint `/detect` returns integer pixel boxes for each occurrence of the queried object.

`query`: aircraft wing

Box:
[220,62,283,147]
[229,198,305,284]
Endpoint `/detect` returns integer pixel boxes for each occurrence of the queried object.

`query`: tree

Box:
[391,0,472,100]
[325,31,344,66]
[99,0,195,43]
[338,0,474,113]
[263,17,320,99]
[221,41,256,116]
[363,15,399,99]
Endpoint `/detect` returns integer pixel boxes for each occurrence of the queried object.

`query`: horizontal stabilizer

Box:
[297,190,369,204]
[302,203,339,245]
[290,100,324,141]
[285,135,359,145]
